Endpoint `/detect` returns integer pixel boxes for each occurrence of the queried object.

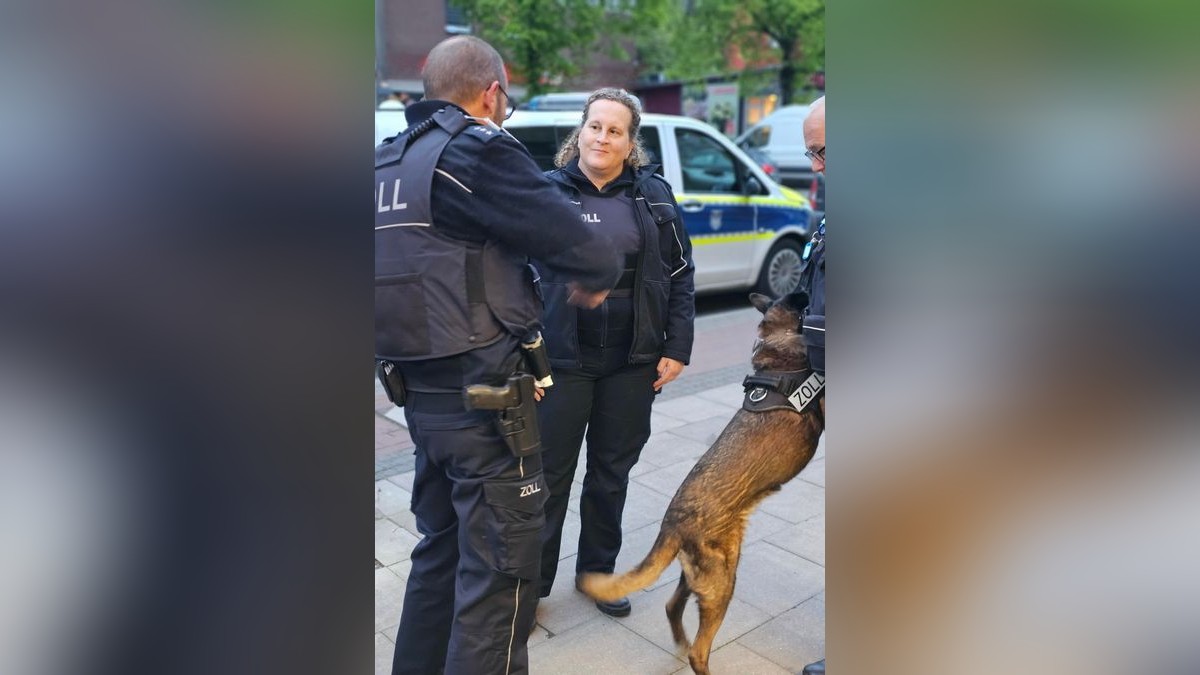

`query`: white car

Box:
[735,104,815,191]
[375,100,407,147]
[504,110,814,297]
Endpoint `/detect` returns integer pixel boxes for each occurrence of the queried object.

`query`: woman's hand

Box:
[652,357,685,392]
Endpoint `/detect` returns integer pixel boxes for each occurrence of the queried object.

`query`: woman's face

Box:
[577,99,633,178]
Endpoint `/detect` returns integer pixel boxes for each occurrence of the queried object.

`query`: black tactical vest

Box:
[374,107,542,362]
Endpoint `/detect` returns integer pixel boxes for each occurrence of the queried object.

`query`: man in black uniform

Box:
[799,96,826,675]
[376,36,620,675]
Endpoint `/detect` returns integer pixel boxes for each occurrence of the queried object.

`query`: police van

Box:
[503,110,813,297]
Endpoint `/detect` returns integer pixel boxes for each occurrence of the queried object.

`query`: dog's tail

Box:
[578,530,682,602]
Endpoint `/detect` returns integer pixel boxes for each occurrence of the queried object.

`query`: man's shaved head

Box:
[803,96,825,141]
[804,96,825,173]
[422,36,506,105]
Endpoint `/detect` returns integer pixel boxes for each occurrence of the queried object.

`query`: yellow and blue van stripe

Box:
[676,192,811,245]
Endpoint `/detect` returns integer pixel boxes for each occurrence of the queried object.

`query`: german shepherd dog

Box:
[578,291,825,675]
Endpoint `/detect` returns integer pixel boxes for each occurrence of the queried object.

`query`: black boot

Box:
[575,575,632,617]
[593,597,631,617]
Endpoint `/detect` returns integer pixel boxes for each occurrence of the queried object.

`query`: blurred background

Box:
[375,0,825,193]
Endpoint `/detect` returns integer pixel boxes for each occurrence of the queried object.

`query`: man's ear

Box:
[488,81,502,113]
[749,293,772,314]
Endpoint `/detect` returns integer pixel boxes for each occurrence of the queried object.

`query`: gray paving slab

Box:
[694,305,759,331]
[673,641,794,675]
[693,381,746,408]
[633,458,695,499]
[656,363,752,402]
[375,479,411,520]
[375,566,406,634]
[386,559,412,582]
[386,502,419,535]
[744,508,793,545]
[375,632,394,675]
[650,411,688,433]
[799,456,825,487]
[652,395,740,424]
[758,477,825,524]
[375,516,420,567]
[388,470,415,492]
[383,406,407,426]
[375,451,415,481]
[668,415,736,446]
[765,513,825,567]
[619,577,773,657]
[739,593,826,673]
[528,615,684,674]
[571,452,587,484]
[728,541,824,616]
[616,481,673,533]
[527,622,551,650]
[637,431,710,469]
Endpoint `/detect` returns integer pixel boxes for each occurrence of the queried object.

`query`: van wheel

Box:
[755,239,805,298]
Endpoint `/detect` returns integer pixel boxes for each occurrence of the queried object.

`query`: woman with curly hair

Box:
[534,88,696,617]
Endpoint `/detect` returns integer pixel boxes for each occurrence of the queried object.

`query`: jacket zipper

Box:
[628,185,652,364]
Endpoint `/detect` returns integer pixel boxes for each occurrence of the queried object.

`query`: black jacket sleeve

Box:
[435,130,620,293]
[647,175,695,364]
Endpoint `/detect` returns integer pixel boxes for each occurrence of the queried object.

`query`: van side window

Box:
[638,126,665,177]
[676,128,742,194]
[507,125,562,171]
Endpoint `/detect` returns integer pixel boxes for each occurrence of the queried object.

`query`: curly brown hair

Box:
[553,88,651,169]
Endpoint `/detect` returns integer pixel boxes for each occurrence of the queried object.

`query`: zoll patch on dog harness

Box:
[742,369,824,415]
[786,372,825,413]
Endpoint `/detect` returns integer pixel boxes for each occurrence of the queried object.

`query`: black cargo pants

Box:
[391,396,547,675]
[536,337,657,594]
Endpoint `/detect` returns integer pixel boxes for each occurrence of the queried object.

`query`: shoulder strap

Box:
[376,107,476,169]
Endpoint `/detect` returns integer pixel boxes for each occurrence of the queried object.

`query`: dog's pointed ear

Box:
[783,291,810,313]
[749,293,773,314]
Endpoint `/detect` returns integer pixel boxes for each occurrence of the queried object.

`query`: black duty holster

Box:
[376,360,406,407]
[462,373,541,457]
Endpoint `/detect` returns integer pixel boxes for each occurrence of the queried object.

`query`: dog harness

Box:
[742,369,825,417]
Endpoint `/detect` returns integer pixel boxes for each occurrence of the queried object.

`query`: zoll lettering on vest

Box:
[376,179,407,213]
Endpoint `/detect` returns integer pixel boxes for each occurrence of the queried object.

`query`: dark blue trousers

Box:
[392,399,547,675]
[536,344,658,594]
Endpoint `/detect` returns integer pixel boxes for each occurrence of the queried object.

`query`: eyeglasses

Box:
[497,84,517,120]
[804,146,825,162]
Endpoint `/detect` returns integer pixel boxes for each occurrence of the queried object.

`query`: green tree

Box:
[450,0,603,97]
[667,0,825,105]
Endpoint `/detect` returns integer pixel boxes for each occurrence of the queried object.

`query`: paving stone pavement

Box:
[374,306,824,673]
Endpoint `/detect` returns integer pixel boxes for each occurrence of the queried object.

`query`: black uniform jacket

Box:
[537,160,696,369]
[397,101,620,293]
[387,101,621,390]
